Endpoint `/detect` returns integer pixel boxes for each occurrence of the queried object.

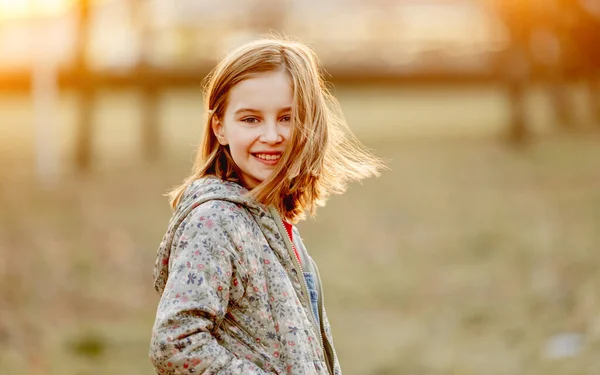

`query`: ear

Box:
[211,116,228,145]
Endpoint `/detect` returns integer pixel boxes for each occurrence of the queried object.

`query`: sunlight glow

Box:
[0,0,74,20]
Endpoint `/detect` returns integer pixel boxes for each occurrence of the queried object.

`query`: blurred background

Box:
[1,0,600,374]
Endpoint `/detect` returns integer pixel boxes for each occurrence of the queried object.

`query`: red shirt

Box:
[283,221,302,267]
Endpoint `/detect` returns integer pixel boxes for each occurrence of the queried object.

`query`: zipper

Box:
[312,259,338,375]
[269,207,330,374]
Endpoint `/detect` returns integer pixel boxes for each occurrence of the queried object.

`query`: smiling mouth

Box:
[252,153,282,161]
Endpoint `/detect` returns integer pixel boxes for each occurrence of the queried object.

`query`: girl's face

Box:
[213,70,293,189]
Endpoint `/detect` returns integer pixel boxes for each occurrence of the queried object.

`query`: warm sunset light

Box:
[0,0,73,20]
[0,0,30,19]
[0,0,599,374]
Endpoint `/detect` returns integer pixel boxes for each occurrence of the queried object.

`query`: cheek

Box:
[281,125,292,141]
[226,128,258,152]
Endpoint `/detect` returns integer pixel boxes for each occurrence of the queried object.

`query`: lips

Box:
[254,153,281,161]
[252,152,282,165]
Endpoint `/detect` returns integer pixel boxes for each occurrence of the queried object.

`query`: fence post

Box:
[74,0,94,172]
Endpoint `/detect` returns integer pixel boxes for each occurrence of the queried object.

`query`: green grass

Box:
[0,86,599,374]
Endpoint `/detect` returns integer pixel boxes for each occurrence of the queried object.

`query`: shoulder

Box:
[177,199,258,246]
[181,199,247,226]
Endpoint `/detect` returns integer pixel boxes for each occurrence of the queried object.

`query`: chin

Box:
[254,174,272,184]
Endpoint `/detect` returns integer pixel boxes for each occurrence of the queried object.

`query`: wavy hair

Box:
[168,37,385,222]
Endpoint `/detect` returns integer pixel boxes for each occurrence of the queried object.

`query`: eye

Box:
[241,117,260,124]
[280,115,291,122]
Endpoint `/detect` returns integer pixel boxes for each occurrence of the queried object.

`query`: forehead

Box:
[227,70,293,112]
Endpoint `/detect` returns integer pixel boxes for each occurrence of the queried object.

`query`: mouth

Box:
[252,152,282,165]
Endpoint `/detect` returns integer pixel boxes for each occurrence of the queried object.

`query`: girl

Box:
[150,37,383,375]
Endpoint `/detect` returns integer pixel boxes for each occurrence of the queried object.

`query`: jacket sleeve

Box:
[149,202,274,375]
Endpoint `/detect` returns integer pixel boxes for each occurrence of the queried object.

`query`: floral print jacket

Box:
[150,177,341,375]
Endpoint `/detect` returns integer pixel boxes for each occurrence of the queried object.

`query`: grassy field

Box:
[1,85,599,375]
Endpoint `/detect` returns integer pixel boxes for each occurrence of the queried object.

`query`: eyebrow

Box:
[234,107,292,115]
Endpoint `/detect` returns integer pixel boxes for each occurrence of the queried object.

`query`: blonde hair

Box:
[169,36,385,222]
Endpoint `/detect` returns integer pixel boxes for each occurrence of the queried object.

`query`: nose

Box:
[260,120,283,144]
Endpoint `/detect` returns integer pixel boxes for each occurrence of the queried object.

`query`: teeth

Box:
[255,154,281,161]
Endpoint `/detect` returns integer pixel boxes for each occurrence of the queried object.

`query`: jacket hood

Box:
[153,177,264,294]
